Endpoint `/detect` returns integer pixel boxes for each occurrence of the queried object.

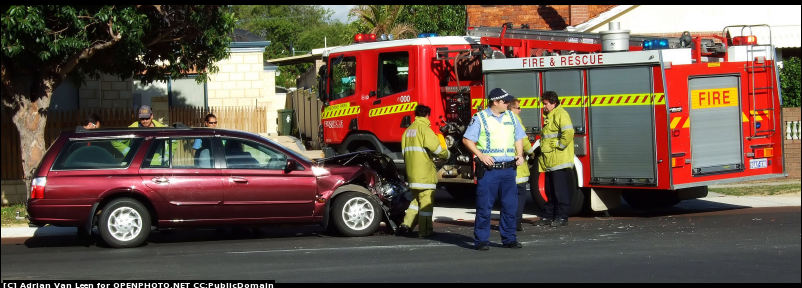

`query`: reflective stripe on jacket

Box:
[476,110,517,158]
[539,105,575,172]
[402,117,449,188]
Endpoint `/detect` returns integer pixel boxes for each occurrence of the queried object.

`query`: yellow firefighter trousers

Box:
[402,188,434,237]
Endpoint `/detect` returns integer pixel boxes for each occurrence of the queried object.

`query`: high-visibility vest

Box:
[113,119,167,155]
[539,105,575,172]
[515,114,534,184]
[402,117,449,190]
[476,109,517,158]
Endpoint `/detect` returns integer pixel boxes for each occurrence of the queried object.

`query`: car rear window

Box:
[51,138,143,170]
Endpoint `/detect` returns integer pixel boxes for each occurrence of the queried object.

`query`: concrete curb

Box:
[3,193,799,239]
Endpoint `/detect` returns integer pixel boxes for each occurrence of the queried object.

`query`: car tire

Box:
[98,198,151,248]
[332,192,381,237]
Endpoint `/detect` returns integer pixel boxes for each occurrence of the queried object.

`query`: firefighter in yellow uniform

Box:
[537,91,575,228]
[509,99,536,231]
[397,105,450,238]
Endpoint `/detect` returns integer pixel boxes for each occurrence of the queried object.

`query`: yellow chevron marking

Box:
[369,102,418,117]
[590,93,666,106]
[322,103,360,119]
[670,117,682,129]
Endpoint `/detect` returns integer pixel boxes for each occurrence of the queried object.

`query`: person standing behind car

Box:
[462,88,526,251]
[397,105,450,238]
[536,91,575,228]
[508,99,536,231]
[194,113,218,150]
[79,113,101,130]
[113,105,167,156]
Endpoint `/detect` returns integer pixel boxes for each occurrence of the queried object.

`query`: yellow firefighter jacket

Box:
[515,113,534,184]
[539,105,575,172]
[402,116,450,190]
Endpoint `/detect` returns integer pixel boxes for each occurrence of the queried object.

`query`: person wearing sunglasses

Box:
[193,113,218,150]
[129,105,166,128]
[113,105,165,155]
[508,99,536,232]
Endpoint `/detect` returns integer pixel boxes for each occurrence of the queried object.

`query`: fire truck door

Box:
[588,67,657,185]
[688,76,743,175]
[484,72,540,133]
[367,51,412,140]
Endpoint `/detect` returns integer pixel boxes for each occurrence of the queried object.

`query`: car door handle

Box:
[229,177,248,183]
[151,177,169,184]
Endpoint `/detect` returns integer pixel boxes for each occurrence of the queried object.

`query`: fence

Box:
[286,89,324,149]
[786,121,801,140]
[783,107,801,179]
[1,106,267,180]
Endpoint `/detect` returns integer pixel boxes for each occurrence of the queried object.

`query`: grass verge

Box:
[1,204,28,226]
[708,183,801,197]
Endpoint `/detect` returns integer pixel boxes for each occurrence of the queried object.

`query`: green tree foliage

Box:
[398,5,466,36]
[1,5,235,179]
[780,57,800,107]
[349,5,417,39]
[229,5,356,88]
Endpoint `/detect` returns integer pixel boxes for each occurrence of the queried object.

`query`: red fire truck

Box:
[316,23,786,214]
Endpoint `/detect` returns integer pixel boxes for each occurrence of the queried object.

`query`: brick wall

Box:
[207,50,280,135]
[79,74,134,109]
[466,5,616,30]
[783,107,801,179]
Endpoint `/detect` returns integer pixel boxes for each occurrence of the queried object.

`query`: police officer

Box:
[509,99,536,231]
[397,105,450,238]
[535,91,575,228]
[463,88,526,250]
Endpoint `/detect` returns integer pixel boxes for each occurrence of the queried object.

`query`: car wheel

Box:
[98,198,151,248]
[332,192,381,237]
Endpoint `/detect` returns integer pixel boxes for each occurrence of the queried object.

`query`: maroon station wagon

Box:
[27,126,409,248]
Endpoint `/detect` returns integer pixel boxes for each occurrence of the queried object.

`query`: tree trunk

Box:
[8,78,54,184]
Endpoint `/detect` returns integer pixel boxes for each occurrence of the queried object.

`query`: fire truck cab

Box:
[317,34,481,161]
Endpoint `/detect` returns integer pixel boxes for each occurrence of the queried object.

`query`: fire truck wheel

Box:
[622,190,680,210]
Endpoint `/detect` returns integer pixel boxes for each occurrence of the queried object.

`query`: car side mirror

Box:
[284,159,298,173]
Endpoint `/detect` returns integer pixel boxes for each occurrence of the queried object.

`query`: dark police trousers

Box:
[542,167,575,220]
[474,166,518,246]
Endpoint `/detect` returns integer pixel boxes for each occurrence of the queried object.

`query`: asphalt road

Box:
[2,203,800,282]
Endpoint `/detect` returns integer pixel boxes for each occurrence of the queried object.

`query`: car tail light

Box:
[30,177,46,199]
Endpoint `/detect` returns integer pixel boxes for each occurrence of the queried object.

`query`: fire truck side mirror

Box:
[317,64,329,102]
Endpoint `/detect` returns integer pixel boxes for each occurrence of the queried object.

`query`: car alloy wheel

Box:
[99,198,151,248]
[333,192,381,237]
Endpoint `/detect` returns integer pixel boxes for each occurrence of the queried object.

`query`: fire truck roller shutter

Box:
[484,71,540,133]
[588,66,657,185]
[688,76,743,175]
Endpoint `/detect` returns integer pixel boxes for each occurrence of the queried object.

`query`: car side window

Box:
[223,138,287,170]
[52,138,142,170]
[143,138,215,169]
